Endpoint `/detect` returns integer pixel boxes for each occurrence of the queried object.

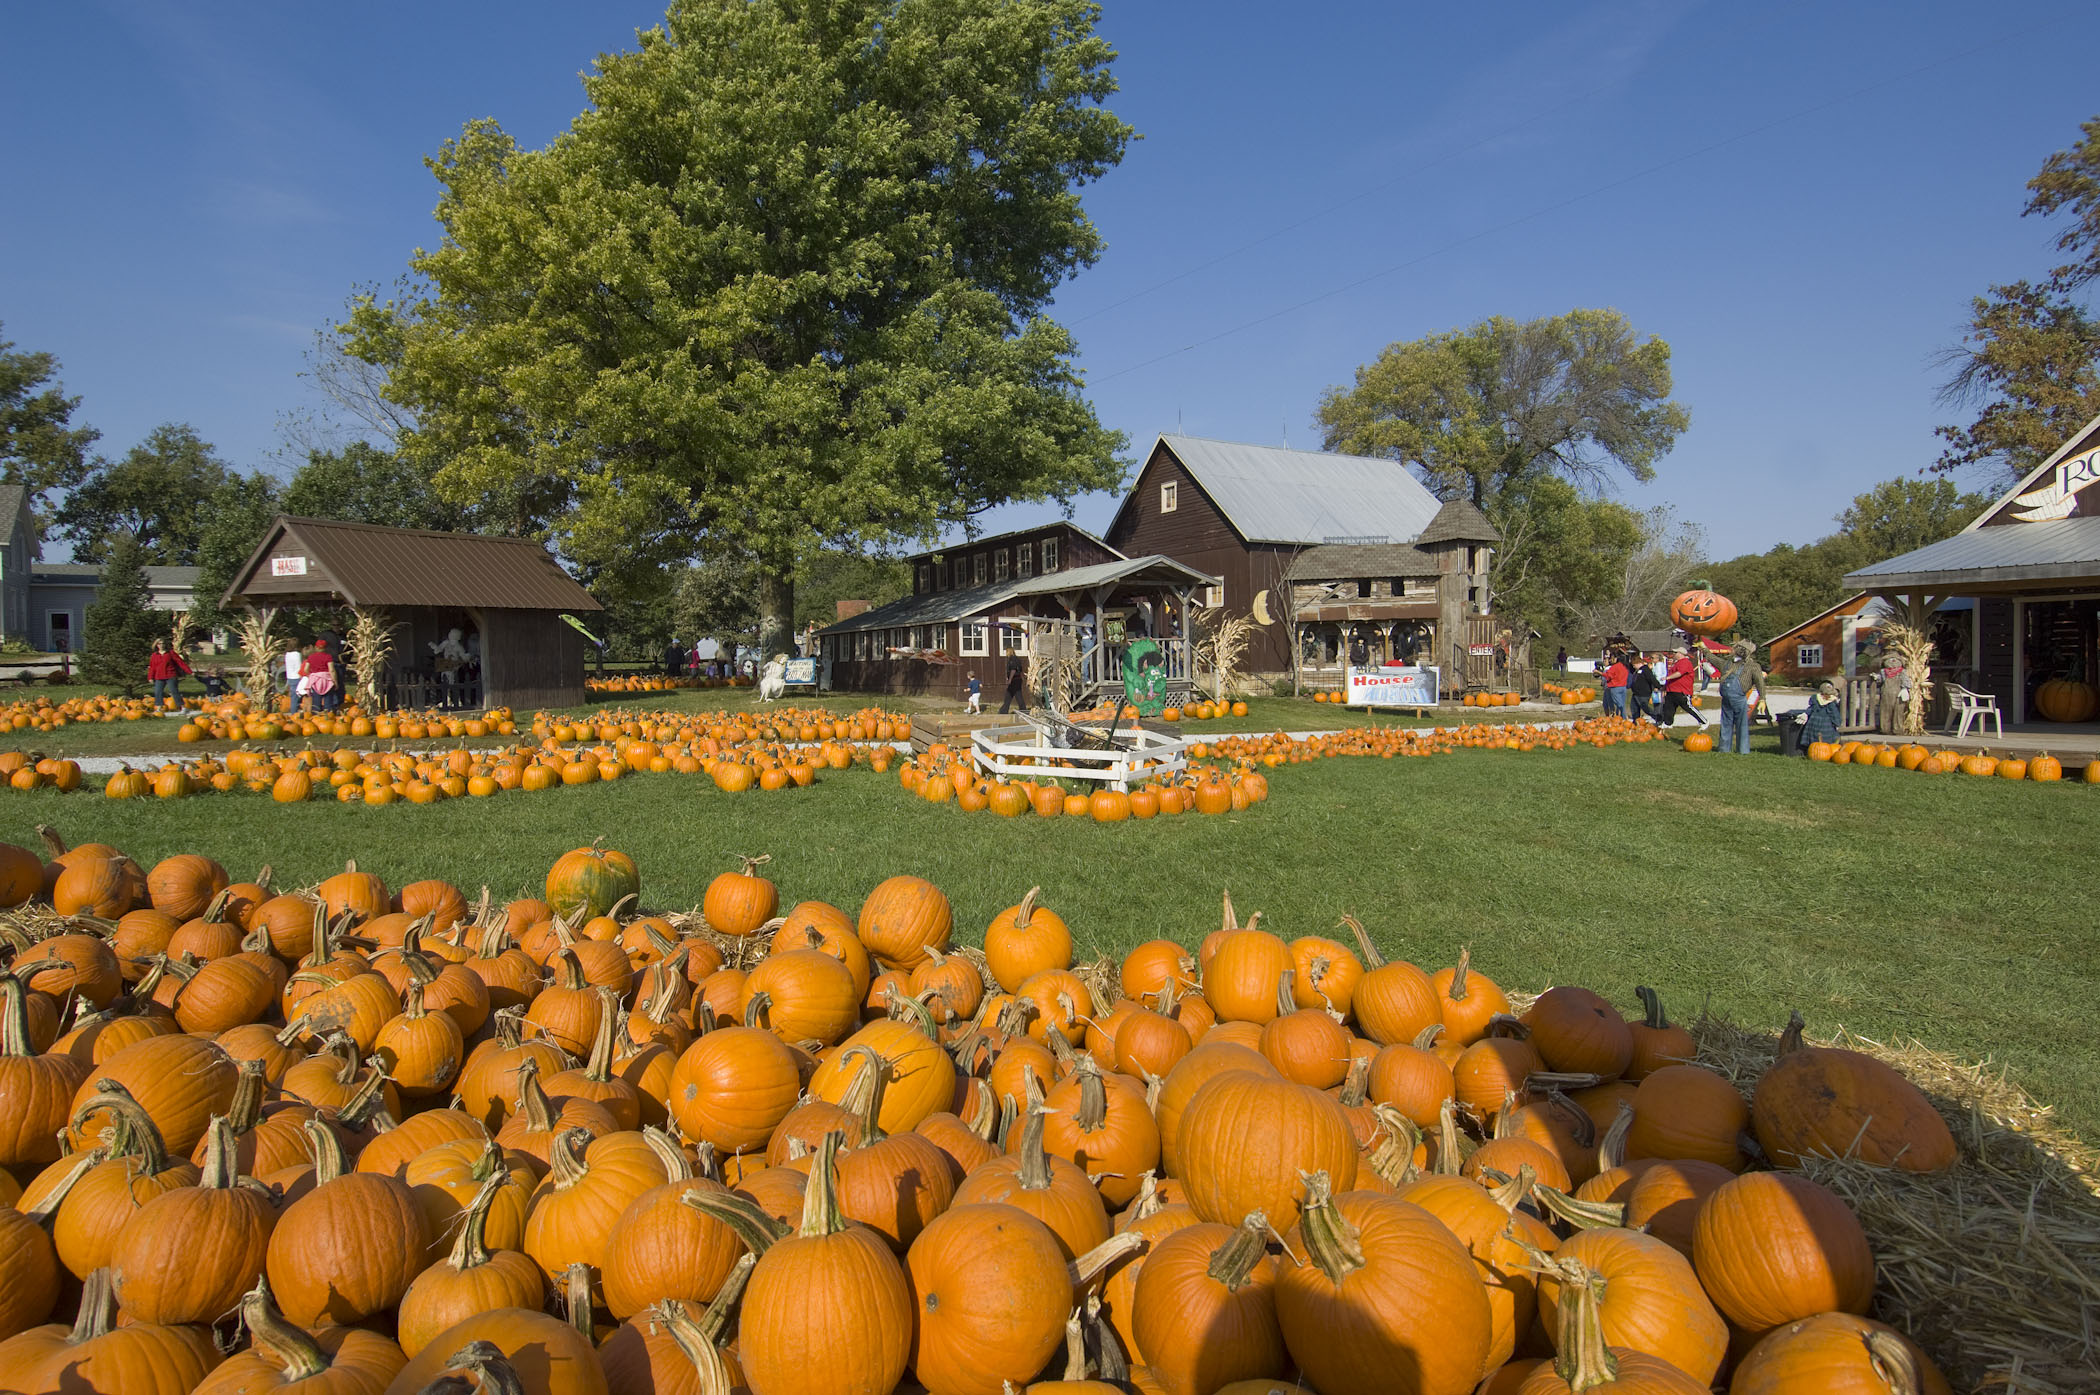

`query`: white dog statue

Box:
[757,653,788,702]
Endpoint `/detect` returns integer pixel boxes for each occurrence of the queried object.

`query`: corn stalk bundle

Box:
[234,607,281,701]
[346,608,395,710]
[1878,605,1938,736]
[168,609,194,653]
[1193,606,1253,701]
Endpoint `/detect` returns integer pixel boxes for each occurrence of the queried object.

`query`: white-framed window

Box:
[973,553,987,585]
[1160,481,1178,513]
[854,631,868,659]
[993,548,1009,581]
[1000,622,1030,655]
[1797,643,1824,669]
[1202,584,1223,608]
[960,620,989,656]
[1041,538,1060,572]
[1016,544,1033,578]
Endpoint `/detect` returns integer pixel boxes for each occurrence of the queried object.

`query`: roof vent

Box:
[1322,535,1390,545]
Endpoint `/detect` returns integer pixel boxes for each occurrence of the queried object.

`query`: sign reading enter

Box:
[270,556,309,577]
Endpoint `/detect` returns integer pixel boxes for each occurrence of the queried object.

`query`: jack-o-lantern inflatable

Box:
[1670,588,1738,636]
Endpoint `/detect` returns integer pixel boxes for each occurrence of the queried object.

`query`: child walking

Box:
[966,674,982,713]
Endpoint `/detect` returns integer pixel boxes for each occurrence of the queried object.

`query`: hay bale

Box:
[1689,1012,2099,1393]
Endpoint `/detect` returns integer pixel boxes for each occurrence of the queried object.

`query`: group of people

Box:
[145,641,229,708]
[1599,640,1767,754]
[663,639,748,681]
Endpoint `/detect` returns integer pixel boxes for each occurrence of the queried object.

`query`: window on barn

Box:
[974,553,988,585]
[960,620,989,656]
[1202,584,1223,608]
[1000,622,1030,655]
[1016,544,1033,578]
[993,549,1009,581]
[1797,643,1824,669]
[1356,579,1373,598]
[1041,538,1060,572]
[1161,481,1178,513]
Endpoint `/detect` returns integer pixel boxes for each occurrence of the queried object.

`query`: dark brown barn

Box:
[222,516,602,711]
[1105,435,1499,679]
[816,520,1216,702]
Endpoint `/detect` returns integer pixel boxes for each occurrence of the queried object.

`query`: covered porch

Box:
[1007,555,1220,705]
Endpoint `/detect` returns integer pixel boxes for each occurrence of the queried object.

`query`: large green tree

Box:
[1316,309,1688,635]
[1,325,99,534]
[191,472,284,632]
[281,442,472,532]
[1938,115,2100,480]
[56,424,234,564]
[344,0,1132,657]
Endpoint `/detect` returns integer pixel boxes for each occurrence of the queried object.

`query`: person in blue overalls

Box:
[1717,641,1763,754]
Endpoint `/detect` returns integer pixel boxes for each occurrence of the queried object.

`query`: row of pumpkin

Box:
[0,836,1957,1393]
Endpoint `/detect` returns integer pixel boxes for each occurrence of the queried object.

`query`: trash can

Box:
[1777,710,1806,757]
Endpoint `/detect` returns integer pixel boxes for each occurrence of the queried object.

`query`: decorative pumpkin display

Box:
[2032,676,2099,723]
[1669,588,1738,636]
[0,832,2025,1392]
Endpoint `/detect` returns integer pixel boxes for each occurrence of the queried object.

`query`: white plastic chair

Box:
[1944,683,2002,739]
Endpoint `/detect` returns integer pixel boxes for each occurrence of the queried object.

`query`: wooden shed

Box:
[222,516,602,712]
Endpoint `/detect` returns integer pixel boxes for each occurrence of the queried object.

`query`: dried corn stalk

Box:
[1193,606,1254,701]
[1879,603,1937,736]
[234,607,281,702]
[345,608,395,711]
[168,609,194,654]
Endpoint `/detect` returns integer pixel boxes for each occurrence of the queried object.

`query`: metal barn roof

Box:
[1843,516,2100,590]
[1153,435,1446,546]
[820,554,1220,636]
[223,516,603,612]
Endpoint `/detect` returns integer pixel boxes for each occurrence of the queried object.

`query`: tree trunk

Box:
[757,568,796,662]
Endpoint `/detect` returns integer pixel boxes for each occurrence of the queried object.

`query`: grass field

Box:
[3,730,2093,1140]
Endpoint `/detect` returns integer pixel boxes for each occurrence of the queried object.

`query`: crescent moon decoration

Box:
[1251,589,1273,625]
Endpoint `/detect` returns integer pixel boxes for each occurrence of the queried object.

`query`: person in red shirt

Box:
[146,639,191,709]
[1603,656,1630,718]
[1655,647,1706,727]
[300,639,342,713]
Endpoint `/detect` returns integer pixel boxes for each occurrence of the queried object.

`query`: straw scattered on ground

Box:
[1691,1012,2099,1394]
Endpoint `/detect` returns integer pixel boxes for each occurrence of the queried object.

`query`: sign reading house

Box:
[270,556,309,577]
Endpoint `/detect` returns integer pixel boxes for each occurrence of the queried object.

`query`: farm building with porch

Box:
[221,516,602,711]
[1843,411,2100,729]
[1103,435,1508,689]
[815,520,1217,704]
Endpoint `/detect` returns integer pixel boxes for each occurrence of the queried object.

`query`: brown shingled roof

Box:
[222,516,603,612]
[1415,498,1501,546]
[1283,542,1441,581]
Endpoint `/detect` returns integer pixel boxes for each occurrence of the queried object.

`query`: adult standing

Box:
[1555,645,1568,674]
[1602,652,1630,718]
[999,655,1027,713]
[1716,641,1763,754]
[1655,647,1705,727]
[146,639,191,709]
[665,637,686,678]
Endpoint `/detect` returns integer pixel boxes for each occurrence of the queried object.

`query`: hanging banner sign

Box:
[270,556,308,577]
[1346,665,1439,707]
[2009,446,2100,522]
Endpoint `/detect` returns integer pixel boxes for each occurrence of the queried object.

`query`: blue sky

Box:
[4,0,2096,561]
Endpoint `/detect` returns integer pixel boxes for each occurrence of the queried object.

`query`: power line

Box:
[1089,8,2070,386]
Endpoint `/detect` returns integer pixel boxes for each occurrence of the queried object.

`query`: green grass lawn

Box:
[3,734,2093,1140]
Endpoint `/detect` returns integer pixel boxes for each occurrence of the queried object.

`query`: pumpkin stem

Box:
[1043,1019,1078,1069]
[197,1114,242,1190]
[547,1127,593,1190]
[1485,1013,1531,1040]
[72,1080,173,1175]
[1123,1171,1163,1222]
[742,991,773,1031]
[1534,1184,1627,1231]
[1338,913,1386,969]
[1447,947,1474,1002]
[1548,1257,1620,1390]
[838,1045,894,1143]
[563,1262,595,1344]
[679,1190,788,1255]
[447,1171,507,1271]
[1433,1097,1467,1176]
[1291,1172,1366,1283]
[887,986,942,1041]
[1273,969,1297,1020]
[1069,1229,1147,1289]
[995,1092,1019,1151]
[1204,1213,1272,1290]
[0,975,36,1058]
[550,945,586,991]
[512,1056,555,1132]
[796,1130,853,1238]
[1411,1022,1446,1051]
[69,1266,119,1343]
[964,1079,998,1142]
[583,986,621,1084]
[641,1125,693,1181]
[335,1061,398,1132]
[1634,985,1670,1031]
[303,1115,351,1184]
[1864,1330,1928,1395]
[1011,885,1040,930]
[36,824,67,859]
[1338,1052,1371,1108]
[429,1340,527,1395]
[1218,889,1241,937]
[1778,1009,1807,1055]
[1363,1106,1423,1187]
[1015,1101,1058,1191]
[1059,1305,1089,1381]
[1596,1101,1633,1172]
[239,1276,330,1381]
[655,1295,741,1395]
[1071,1054,1110,1133]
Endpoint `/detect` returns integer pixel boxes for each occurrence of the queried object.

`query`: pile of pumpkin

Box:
[173,701,522,745]
[1539,682,1600,706]
[0,693,201,733]
[586,673,751,693]
[895,746,1269,819]
[1791,736,2100,783]
[0,835,1960,1394]
[1188,714,1680,766]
